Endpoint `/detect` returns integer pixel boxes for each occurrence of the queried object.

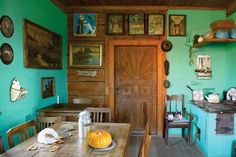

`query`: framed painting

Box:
[74,13,97,37]
[148,14,165,36]
[69,43,102,68]
[128,13,145,35]
[195,55,212,79]
[107,14,124,35]
[24,19,62,69]
[169,14,186,36]
[41,77,55,98]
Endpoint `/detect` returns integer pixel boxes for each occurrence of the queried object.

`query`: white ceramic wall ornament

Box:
[10,78,28,102]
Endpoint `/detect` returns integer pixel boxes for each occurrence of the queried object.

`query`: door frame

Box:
[108,39,166,135]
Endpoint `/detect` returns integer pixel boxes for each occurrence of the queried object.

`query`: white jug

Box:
[205,93,220,103]
[78,110,91,138]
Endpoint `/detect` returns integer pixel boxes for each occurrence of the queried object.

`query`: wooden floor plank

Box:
[128,136,204,157]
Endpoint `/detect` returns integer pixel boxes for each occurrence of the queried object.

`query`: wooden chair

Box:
[164,94,192,145]
[7,120,37,148]
[36,116,62,131]
[85,107,112,122]
[0,135,4,154]
[138,122,152,157]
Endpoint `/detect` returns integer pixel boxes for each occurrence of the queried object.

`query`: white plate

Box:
[92,140,117,152]
[226,87,236,101]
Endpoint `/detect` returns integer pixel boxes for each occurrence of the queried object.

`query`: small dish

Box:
[0,15,14,38]
[0,43,14,65]
[92,140,117,152]
[161,40,172,52]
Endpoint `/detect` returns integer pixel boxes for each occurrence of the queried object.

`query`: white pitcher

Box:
[78,110,91,138]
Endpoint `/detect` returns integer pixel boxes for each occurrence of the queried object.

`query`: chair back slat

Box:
[138,122,151,157]
[166,94,185,114]
[7,120,37,148]
[36,116,62,131]
[85,107,112,122]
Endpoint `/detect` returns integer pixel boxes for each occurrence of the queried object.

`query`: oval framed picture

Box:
[0,43,14,65]
[0,15,14,38]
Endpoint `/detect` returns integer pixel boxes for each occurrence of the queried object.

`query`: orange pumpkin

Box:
[87,130,112,148]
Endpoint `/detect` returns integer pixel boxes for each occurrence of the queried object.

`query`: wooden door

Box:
[115,46,157,134]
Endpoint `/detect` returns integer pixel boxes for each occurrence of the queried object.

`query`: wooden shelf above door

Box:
[193,38,236,48]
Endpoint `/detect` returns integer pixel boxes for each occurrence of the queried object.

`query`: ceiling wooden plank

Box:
[63,5,225,13]
[226,1,236,16]
[51,0,67,12]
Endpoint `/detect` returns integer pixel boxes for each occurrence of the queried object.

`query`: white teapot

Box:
[205,93,220,103]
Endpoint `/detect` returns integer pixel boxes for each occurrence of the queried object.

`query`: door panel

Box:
[115,46,157,134]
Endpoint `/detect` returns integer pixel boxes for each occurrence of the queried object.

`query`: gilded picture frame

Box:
[128,13,145,35]
[69,43,102,68]
[107,14,124,35]
[41,77,55,99]
[148,14,165,36]
[169,14,186,36]
[24,19,62,69]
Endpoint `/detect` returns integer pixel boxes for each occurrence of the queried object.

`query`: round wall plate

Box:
[161,40,172,52]
[0,15,14,38]
[0,43,14,65]
[163,80,170,88]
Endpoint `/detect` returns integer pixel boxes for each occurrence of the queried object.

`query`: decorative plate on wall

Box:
[0,15,14,38]
[161,40,172,52]
[0,43,14,65]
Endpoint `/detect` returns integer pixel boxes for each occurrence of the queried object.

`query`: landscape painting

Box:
[69,43,102,67]
[24,19,62,69]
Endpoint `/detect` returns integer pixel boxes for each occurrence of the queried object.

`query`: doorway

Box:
[115,45,157,134]
[108,39,166,135]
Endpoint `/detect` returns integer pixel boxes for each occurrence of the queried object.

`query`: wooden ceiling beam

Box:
[51,0,67,12]
[226,1,236,17]
[63,5,225,13]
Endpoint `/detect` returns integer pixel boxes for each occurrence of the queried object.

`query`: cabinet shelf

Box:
[192,38,236,48]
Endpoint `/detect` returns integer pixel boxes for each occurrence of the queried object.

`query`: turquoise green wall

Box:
[167,10,234,134]
[167,10,228,106]
[226,13,236,88]
[0,0,67,149]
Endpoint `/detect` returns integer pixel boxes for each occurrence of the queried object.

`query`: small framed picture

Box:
[41,77,55,98]
[107,14,124,35]
[147,14,165,36]
[169,14,186,36]
[69,43,102,68]
[128,13,145,35]
[195,55,212,79]
[74,13,97,37]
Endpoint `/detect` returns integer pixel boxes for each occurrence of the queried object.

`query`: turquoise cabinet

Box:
[191,104,236,157]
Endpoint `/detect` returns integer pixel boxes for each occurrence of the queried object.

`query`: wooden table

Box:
[2,122,131,157]
[37,103,97,121]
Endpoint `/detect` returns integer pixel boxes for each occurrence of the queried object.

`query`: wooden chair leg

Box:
[182,128,185,138]
[165,126,168,145]
[188,126,191,144]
